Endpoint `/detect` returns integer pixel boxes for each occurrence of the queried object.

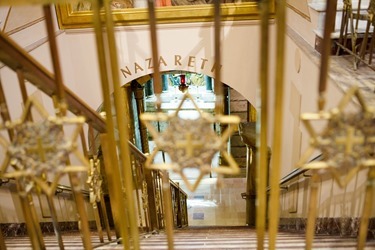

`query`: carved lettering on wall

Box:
[120,54,222,78]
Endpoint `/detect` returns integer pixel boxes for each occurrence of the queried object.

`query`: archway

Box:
[92,70,258,228]
[126,71,255,227]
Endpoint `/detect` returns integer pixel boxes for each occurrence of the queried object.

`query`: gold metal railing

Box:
[0,33,106,133]
[170,180,188,228]
[0,7,188,249]
[1,1,374,250]
[336,0,375,70]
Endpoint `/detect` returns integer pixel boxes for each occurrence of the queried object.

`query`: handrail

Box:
[128,141,148,161]
[0,32,106,133]
[0,177,90,196]
[170,178,187,197]
[55,184,90,197]
[267,154,323,192]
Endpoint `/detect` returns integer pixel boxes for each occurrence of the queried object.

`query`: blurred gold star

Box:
[141,92,240,192]
[298,86,375,187]
[0,97,89,196]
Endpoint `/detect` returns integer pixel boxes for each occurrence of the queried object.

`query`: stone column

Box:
[131,81,149,153]
[123,85,137,145]
[162,74,169,92]
[205,75,213,92]
[145,79,154,98]
[219,85,229,166]
[239,122,257,226]
[239,122,271,226]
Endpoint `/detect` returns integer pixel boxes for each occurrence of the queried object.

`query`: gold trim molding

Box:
[286,3,310,21]
[56,2,271,29]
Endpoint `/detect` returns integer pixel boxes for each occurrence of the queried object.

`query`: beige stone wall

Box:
[0,6,94,225]
[180,178,247,226]
[229,88,250,175]
[279,9,375,223]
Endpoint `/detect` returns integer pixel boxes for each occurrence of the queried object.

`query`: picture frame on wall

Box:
[55,0,268,29]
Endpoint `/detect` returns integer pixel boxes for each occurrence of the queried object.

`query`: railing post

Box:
[145,169,159,231]
[0,222,5,250]
[123,85,137,145]
[239,123,257,226]
[247,146,257,226]
[176,183,182,228]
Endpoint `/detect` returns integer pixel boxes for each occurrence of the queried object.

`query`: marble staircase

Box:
[3,226,375,249]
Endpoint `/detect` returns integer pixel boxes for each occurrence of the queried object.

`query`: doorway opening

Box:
[141,71,247,226]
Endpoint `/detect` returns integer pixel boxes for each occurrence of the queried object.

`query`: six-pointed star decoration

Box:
[140,92,240,192]
[0,97,89,196]
[297,86,375,187]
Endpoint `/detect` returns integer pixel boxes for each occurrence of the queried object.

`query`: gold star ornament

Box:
[298,86,375,187]
[0,97,89,196]
[140,92,240,192]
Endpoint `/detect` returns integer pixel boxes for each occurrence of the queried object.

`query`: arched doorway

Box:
[126,71,255,226]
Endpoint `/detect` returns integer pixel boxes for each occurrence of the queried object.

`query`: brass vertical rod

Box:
[158,172,166,227]
[46,195,65,249]
[162,171,175,250]
[85,126,105,245]
[100,193,113,241]
[27,191,45,249]
[214,0,223,115]
[88,125,96,156]
[92,0,130,247]
[103,0,140,248]
[0,76,14,140]
[132,157,144,231]
[93,202,105,243]
[51,95,92,250]
[26,191,45,249]
[147,0,162,110]
[87,125,106,242]
[157,172,164,229]
[256,0,271,249]
[16,69,28,104]
[305,172,320,250]
[43,5,67,116]
[80,128,89,159]
[246,146,256,226]
[317,0,338,111]
[357,167,375,250]
[16,69,32,121]
[100,134,130,249]
[142,182,151,231]
[68,173,92,249]
[145,169,158,231]
[0,221,6,250]
[17,185,45,250]
[268,0,286,248]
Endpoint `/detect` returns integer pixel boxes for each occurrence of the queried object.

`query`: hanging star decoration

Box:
[87,156,103,204]
[297,86,375,187]
[140,92,240,192]
[0,96,89,196]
